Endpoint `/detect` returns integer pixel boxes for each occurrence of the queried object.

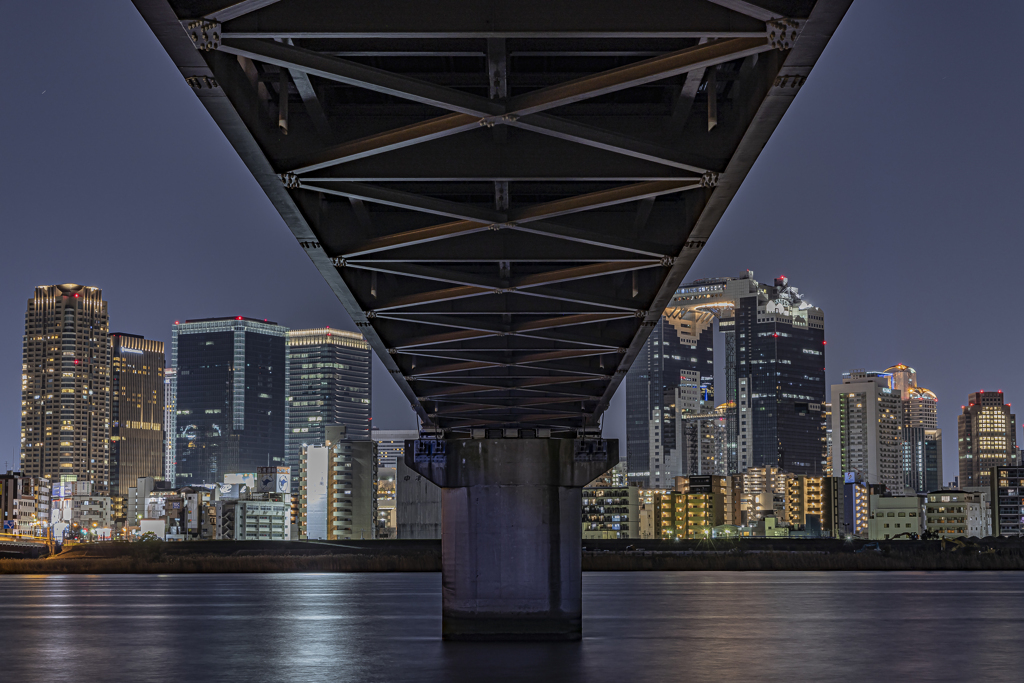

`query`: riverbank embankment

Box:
[4,537,1024,573]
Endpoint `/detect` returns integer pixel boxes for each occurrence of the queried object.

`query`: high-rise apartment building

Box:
[20,285,111,494]
[884,364,941,493]
[173,317,287,486]
[109,333,165,526]
[163,367,177,483]
[625,303,713,485]
[298,424,376,540]
[830,371,903,492]
[285,327,371,493]
[959,391,1017,488]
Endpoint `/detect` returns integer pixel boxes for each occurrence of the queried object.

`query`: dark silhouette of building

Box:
[109,332,165,525]
[172,317,287,486]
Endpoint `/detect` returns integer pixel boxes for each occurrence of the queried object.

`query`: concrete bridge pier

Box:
[405,436,617,641]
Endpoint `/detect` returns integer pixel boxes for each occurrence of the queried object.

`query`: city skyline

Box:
[5,2,1024,485]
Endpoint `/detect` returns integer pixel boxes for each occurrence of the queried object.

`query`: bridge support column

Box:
[405,436,616,641]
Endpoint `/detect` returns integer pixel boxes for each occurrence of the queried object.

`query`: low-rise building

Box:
[925,490,988,538]
[216,495,290,540]
[0,471,51,536]
[51,481,111,539]
[868,494,923,540]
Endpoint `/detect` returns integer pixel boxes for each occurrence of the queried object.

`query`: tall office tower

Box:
[109,333,165,526]
[285,328,371,494]
[625,304,714,486]
[674,272,826,475]
[173,318,287,486]
[727,275,825,475]
[830,371,903,491]
[20,285,111,494]
[163,367,177,483]
[959,391,1017,488]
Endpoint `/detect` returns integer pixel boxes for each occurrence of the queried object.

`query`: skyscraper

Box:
[20,285,111,494]
[109,333,165,525]
[830,370,903,492]
[163,367,177,483]
[883,364,941,493]
[959,391,1017,488]
[625,306,714,486]
[673,272,826,476]
[173,317,287,486]
[285,327,371,493]
[728,275,825,475]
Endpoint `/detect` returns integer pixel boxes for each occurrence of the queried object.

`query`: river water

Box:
[2,572,1022,682]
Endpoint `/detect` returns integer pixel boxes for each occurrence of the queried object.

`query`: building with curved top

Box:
[883,364,942,492]
[21,284,111,495]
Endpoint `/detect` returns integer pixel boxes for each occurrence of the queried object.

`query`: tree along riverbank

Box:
[3,538,1024,574]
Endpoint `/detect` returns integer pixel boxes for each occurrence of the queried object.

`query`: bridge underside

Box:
[134,0,850,435]
[135,0,850,641]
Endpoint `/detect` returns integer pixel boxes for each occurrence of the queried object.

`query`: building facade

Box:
[831,371,904,492]
[958,391,1017,488]
[0,472,51,536]
[285,327,371,493]
[109,333,165,526]
[625,305,714,486]
[20,284,111,495]
[673,272,826,476]
[164,367,177,483]
[582,463,639,539]
[372,428,417,539]
[925,490,989,538]
[992,466,1024,536]
[298,425,377,540]
[173,318,288,486]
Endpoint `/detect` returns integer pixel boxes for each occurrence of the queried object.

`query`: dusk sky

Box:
[3,1,1023,480]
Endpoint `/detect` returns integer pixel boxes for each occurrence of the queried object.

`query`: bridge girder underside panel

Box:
[134,0,851,434]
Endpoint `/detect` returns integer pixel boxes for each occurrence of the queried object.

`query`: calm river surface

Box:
[2,572,1023,682]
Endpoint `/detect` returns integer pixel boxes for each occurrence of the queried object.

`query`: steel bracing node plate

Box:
[133,0,852,435]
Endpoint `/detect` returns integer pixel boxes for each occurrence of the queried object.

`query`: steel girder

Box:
[133,0,851,435]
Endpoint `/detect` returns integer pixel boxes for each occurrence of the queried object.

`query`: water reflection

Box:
[2,572,1023,682]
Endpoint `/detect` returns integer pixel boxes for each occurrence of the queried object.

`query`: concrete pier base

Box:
[405,437,617,641]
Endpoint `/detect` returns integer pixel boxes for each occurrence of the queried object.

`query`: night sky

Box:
[3,1,1022,480]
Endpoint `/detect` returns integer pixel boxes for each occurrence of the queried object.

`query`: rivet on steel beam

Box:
[182,20,221,51]
[766,19,801,51]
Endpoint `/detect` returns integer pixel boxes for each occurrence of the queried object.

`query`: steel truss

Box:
[134,0,851,434]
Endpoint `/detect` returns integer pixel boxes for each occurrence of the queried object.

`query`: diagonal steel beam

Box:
[341,220,491,258]
[219,38,504,117]
[506,37,770,116]
[290,114,481,174]
[703,0,780,22]
[508,115,710,173]
[278,38,765,175]
[302,181,505,223]
[509,181,701,224]
[206,0,282,22]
